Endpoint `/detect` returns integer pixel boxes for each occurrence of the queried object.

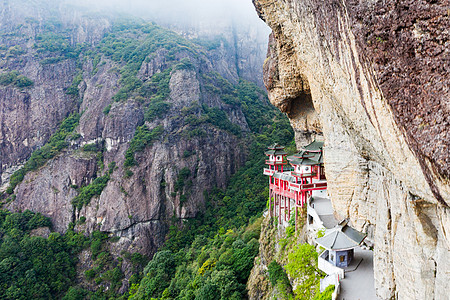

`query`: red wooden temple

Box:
[264,141,327,226]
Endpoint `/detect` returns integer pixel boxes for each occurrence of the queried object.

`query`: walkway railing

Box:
[320,273,340,300]
[318,250,345,279]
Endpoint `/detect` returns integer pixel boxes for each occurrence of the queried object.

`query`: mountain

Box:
[0,0,294,296]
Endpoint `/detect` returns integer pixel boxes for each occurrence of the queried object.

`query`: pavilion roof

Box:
[301,140,324,152]
[287,157,318,166]
[267,144,285,150]
[265,149,288,156]
[315,219,366,251]
[288,140,324,165]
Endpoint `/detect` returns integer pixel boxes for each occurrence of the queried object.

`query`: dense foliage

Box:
[130,221,261,300]
[0,70,34,88]
[131,73,294,298]
[314,285,334,300]
[6,113,81,194]
[34,30,85,65]
[268,261,291,289]
[0,210,82,299]
[285,244,325,299]
[0,209,145,300]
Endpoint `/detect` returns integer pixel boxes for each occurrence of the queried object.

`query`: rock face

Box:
[0,0,267,263]
[253,0,449,299]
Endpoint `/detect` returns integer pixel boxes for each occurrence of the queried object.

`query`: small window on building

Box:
[305,167,310,172]
[340,256,345,262]
[330,254,334,261]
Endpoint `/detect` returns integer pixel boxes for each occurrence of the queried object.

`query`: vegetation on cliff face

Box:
[1,14,288,299]
[98,22,196,103]
[248,215,333,300]
[124,125,164,167]
[129,76,294,298]
[0,70,34,88]
[6,113,81,195]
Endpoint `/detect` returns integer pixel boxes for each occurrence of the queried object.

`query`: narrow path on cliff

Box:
[337,247,379,300]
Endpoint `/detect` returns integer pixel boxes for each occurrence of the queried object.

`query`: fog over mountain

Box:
[61,0,270,39]
[61,0,271,85]
[67,0,261,24]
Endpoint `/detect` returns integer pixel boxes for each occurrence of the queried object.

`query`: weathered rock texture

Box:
[253,0,449,299]
[0,0,266,263]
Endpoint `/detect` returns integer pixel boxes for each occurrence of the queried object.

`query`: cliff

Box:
[253,0,449,299]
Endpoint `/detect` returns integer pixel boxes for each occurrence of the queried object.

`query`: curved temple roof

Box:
[287,140,324,165]
[265,144,288,156]
[315,219,366,251]
[300,140,324,152]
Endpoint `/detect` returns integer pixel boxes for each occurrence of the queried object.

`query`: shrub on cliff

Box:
[124,125,164,167]
[6,113,80,194]
[285,244,325,298]
[0,70,34,88]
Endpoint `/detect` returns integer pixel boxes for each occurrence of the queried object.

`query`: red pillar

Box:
[288,197,291,221]
[274,193,277,219]
[269,188,272,217]
[279,194,282,224]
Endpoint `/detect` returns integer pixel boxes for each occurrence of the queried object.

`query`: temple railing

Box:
[318,250,345,279]
[263,168,275,176]
[265,160,288,164]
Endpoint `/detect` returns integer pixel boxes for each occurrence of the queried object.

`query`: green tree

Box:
[285,244,324,299]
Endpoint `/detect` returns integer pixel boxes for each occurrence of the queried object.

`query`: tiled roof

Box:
[265,149,288,156]
[315,219,366,250]
[288,141,324,165]
[301,140,324,152]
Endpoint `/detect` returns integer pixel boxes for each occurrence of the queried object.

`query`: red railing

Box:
[270,182,327,196]
[265,160,288,165]
[263,168,275,176]
[291,172,316,178]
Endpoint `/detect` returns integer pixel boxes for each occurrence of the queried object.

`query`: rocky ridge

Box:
[0,0,269,265]
[253,0,449,299]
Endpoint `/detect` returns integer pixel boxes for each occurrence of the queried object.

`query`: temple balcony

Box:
[291,172,316,178]
[263,168,275,176]
[265,160,288,165]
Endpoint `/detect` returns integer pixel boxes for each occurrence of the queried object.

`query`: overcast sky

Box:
[65,0,263,25]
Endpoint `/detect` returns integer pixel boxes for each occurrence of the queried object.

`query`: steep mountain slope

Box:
[253,0,449,299]
[0,0,271,263]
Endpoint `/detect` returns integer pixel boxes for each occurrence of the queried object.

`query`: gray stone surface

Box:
[311,196,338,229]
[338,248,379,300]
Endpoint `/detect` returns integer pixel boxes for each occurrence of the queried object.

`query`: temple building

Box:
[315,219,366,268]
[263,141,327,226]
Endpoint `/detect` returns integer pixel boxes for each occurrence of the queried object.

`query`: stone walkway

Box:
[309,194,379,300]
[310,196,339,229]
[337,247,379,300]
